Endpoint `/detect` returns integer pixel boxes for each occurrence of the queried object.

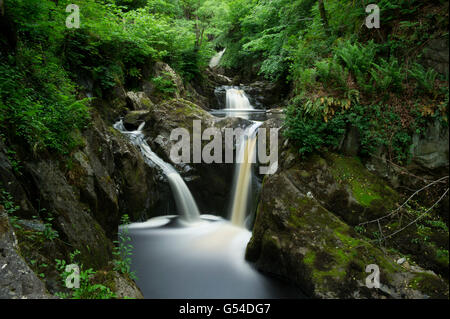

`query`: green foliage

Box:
[0,188,21,229]
[370,58,404,93]
[55,250,116,299]
[334,40,378,81]
[283,100,346,155]
[408,63,439,96]
[113,214,137,280]
[0,62,90,155]
[1,0,226,155]
[151,74,177,95]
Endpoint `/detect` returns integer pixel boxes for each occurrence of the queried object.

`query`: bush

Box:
[408,63,439,96]
[0,62,90,155]
[370,57,404,93]
[283,101,346,155]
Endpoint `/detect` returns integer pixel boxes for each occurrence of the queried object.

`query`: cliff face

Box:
[0,103,159,297]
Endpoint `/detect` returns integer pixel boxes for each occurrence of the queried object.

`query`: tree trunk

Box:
[318,0,330,36]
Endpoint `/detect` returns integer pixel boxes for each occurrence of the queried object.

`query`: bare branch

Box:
[358,176,449,226]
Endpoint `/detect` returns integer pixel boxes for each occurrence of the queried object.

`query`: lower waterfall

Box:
[114,120,200,223]
[229,122,261,227]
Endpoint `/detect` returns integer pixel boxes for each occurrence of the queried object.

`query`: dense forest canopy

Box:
[0,0,448,161]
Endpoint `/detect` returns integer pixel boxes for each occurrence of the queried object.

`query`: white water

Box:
[209,48,226,68]
[114,120,200,222]
[226,88,253,110]
[229,122,261,227]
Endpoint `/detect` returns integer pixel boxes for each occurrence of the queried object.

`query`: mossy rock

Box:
[246,168,449,298]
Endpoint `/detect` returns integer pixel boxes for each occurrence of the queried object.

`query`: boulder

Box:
[422,36,449,76]
[126,91,154,110]
[24,159,112,269]
[0,206,53,299]
[246,161,449,298]
[0,141,36,218]
[410,119,449,170]
[93,269,144,299]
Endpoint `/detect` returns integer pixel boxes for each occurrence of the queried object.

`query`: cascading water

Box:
[209,48,226,68]
[113,120,200,222]
[229,122,261,227]
[226,88,253,110]
[114,88,301,299]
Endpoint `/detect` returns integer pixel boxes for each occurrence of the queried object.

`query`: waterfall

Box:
[209,48,226,68]
[225,88,253,110]
[114,120,200,222]
[229,122,261,227]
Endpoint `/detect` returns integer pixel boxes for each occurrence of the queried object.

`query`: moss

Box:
[409,272,449,298]
[93,270,117,292]
[328,153,398,208]
[299,170,310,178]
[288,197,316,228]
[303,250,315,266]
[435,249,449,268]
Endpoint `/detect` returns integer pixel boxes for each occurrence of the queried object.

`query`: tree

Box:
[318,0,330,36]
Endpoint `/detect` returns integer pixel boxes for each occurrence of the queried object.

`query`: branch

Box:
[359,176,449,226]
[381,188,449,240]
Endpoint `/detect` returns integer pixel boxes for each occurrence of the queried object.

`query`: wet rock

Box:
[0,206,52,299]
[397,257,406,265]
[339,126,361,157]
[0,141,36,218]
[24,159,112,269]
[240,81,286,109]
[422,36,449,76]
[126,91,154,110]
[410,119,449,170]
[93,269,144,299]
[112,272,144,299]
[246,164,448,298]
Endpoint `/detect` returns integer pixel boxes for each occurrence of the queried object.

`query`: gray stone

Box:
[0,207,52,299]
[410,119,449,170]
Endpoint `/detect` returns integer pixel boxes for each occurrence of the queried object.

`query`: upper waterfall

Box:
[226,88,253,110]
[114,120,201,223]
[209,48,226,68]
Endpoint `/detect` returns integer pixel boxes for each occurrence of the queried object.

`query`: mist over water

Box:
[124,216,302,298]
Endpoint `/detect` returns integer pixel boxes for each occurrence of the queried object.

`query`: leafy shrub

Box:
[370,57,404,93]
[55,250,116,299]
[408,63,439,95]
[151,74,177,96]
[334,40,378,81]
[283,100,346,155]
[0,63,90,155]
[113,214,137,280]
[315,59,349,91]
